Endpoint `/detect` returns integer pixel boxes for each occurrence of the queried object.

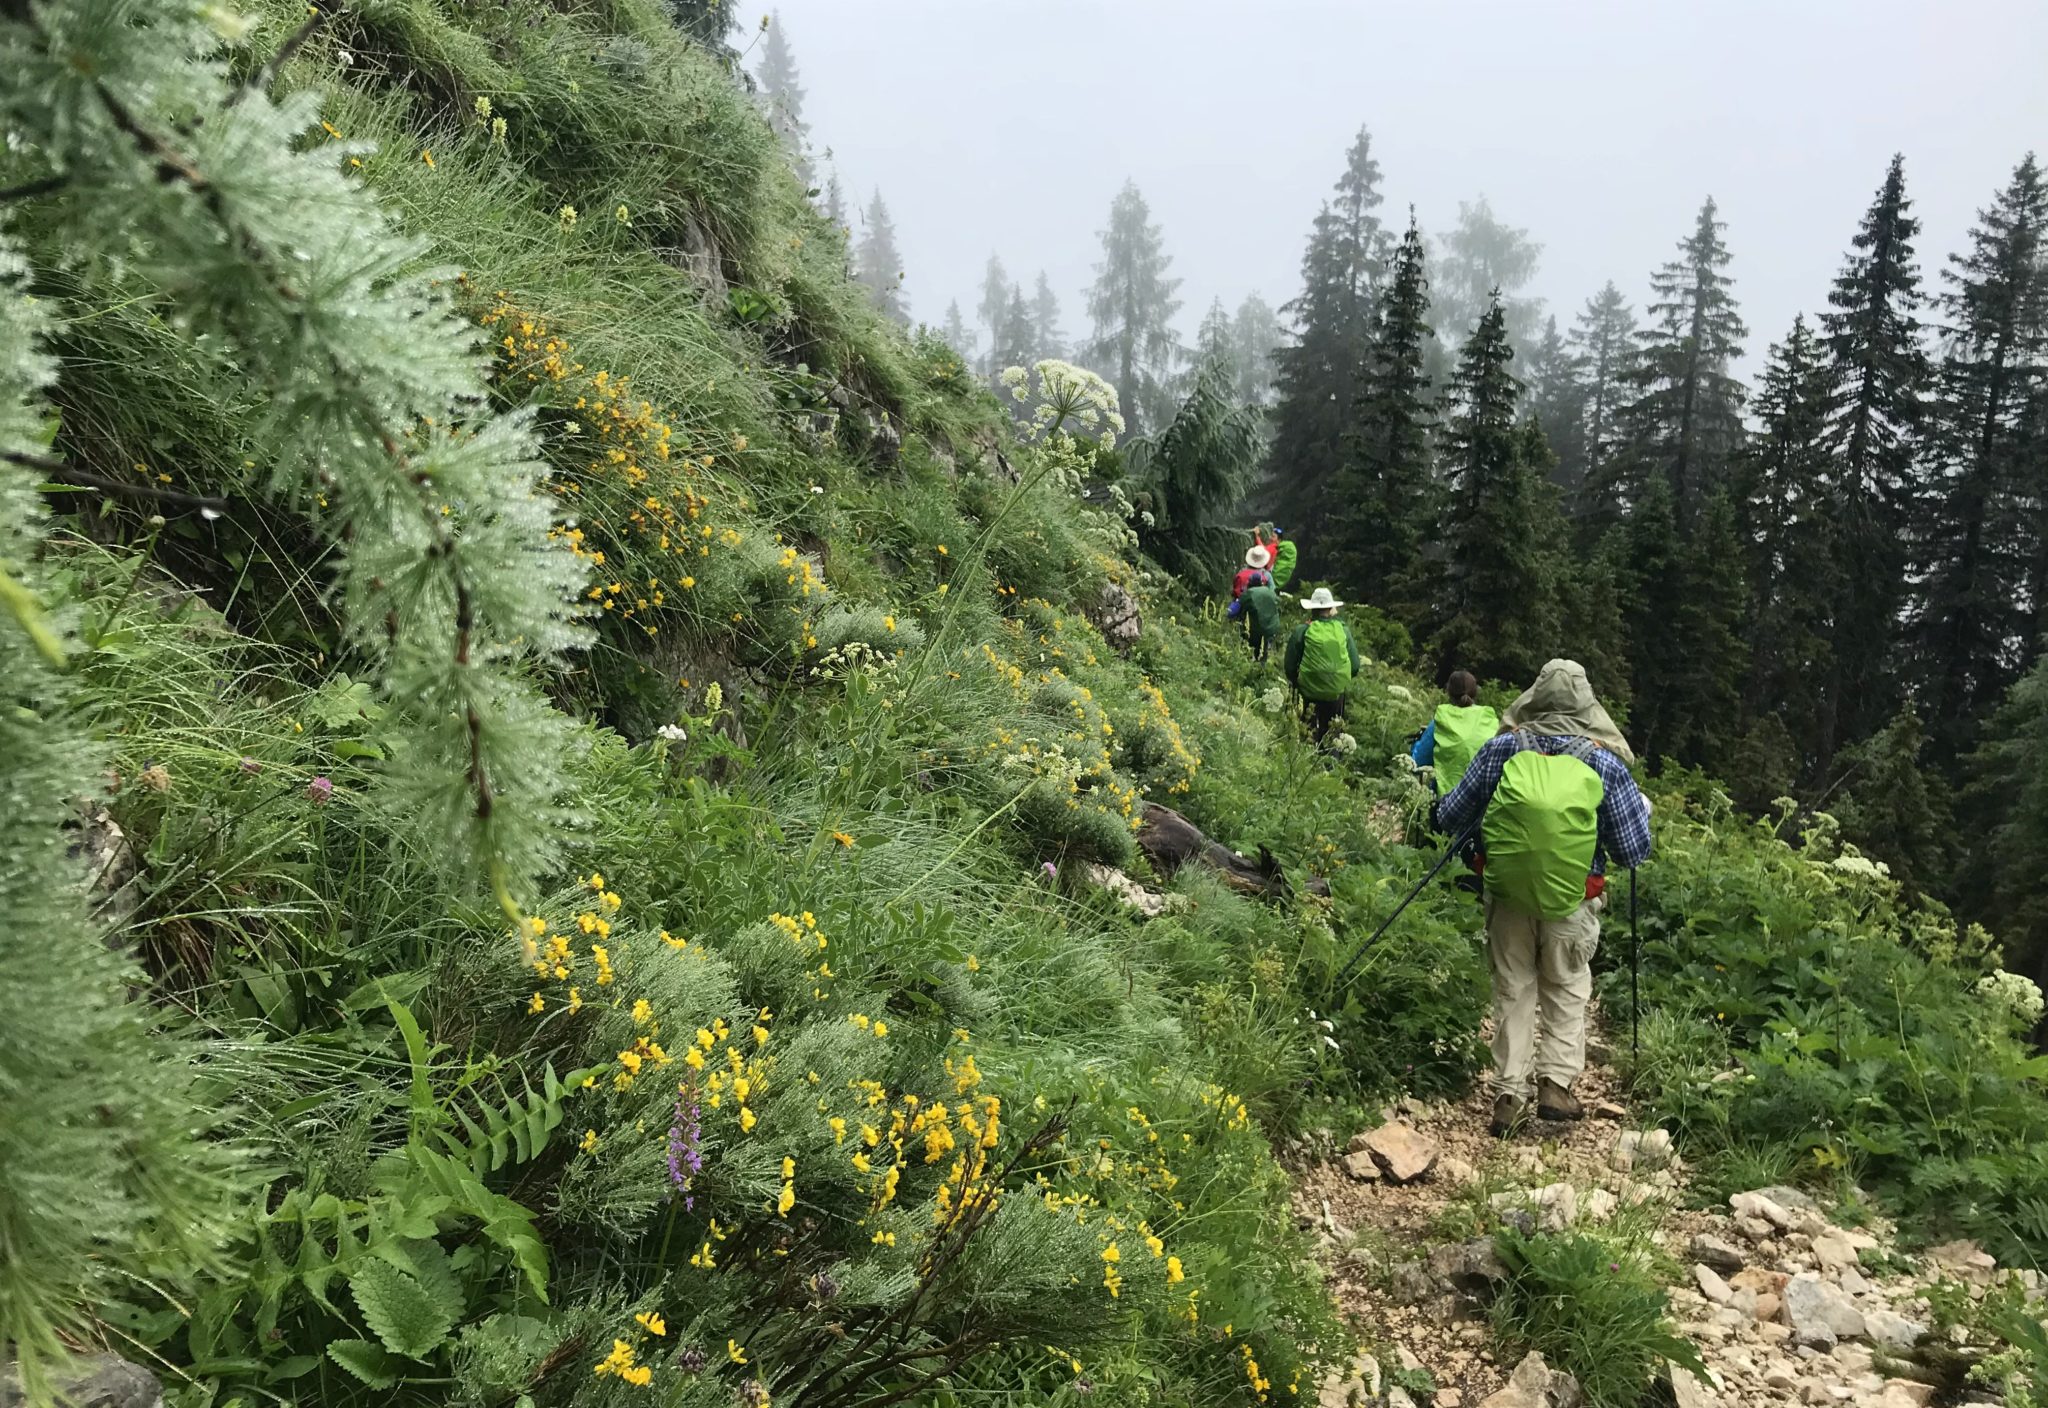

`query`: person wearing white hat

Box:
[1231,543,1274,600]
[1230,552,1284,661]
[1282,586,1361,739]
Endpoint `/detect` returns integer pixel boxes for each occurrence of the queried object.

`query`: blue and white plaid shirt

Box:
[1436,732,1652,875]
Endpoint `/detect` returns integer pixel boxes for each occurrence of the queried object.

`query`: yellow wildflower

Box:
[634,1311,665,1336]
[727,1340,748,1365]
[580,1129,599,1153]
[528,992,545,1014]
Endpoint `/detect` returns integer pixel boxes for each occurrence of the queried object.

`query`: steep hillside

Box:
[3,5,2046,1408]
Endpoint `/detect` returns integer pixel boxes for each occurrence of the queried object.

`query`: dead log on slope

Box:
[1136,802,1330,901]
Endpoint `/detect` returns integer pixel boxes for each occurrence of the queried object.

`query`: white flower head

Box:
[1978,971,2046,1027]
[657,724,688,742]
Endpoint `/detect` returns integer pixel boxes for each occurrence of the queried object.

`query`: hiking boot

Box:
[1488,1093,1526,1138]
[1537,1080,1584,1122]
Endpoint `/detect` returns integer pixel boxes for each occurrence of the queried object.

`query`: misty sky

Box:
[761,1,2047,374]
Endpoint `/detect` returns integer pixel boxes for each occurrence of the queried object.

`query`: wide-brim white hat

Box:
[1300,587,1344,610]
[1244,545,1272,568]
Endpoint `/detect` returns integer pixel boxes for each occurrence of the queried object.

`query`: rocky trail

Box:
[1290,1024,2028,1408]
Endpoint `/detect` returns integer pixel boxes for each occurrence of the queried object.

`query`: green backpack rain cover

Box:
[1483,745,1604,920]
[1296,620,1354,701]
[1431,702,1500,793]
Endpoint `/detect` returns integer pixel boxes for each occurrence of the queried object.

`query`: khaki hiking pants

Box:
[1485,893,1603,1099]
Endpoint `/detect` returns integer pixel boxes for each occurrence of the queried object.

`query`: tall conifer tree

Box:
[1908,154,2048,756]
[940,299,976,363]
[1230,292,1282,408]
[1622,198,1749,516]
[1434,197,1545,352]
[1522,314,1587,494]
[1083,180,1184,435]
[976,254,1011,377]
[854,190,909,324]
[1265,127,1389,533]
[1430,297,1555,680]
[1569,282,1640,524]
[1737,316,1838,777]
[1625,481,1748,769]
[989,285,1035,381]
[1331,216,1435,612]
[1029,271,1065,362]
[755,12,813,185]
[1817,154,1931,764]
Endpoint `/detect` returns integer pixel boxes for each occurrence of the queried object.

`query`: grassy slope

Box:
[18,1,2048,1405]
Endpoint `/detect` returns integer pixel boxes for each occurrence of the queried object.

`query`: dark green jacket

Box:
[1241,583,1282,640]
[1284,619,1361,701]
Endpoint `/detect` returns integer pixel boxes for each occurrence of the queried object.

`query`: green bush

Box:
[1491,1228,1707,1408]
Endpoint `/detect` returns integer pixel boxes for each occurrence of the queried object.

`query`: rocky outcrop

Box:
[1477,1351,1582,1408]
[0,1354,162,1408]
[1089,579,1141,653]
[1360,1121,1440,1183]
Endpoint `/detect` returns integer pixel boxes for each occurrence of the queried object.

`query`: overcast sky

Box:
[761,1,2048,372]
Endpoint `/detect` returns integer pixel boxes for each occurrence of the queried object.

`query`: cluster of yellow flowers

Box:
[769,910,835,1001]
[594,1337,652,1387]
[1134,679,1200,796]
[476,292,754,639]
[520,874,633,1014]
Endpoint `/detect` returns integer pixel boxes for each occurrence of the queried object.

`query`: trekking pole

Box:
[1629,866,1641,1062]
[1332,822,1479,989]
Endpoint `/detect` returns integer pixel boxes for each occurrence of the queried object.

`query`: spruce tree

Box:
[1818,154,1932,762]
[1621,198,1749,516]
[1625,481,1748,770]
[668,0,739,57]
[1960,655,2048,983]
[1831,705,1955,896]
[1522,314,1587,495]
[1265,127,1389,533]
[824,171,848,231]
[1737,316,1838,780]
[977,253,1011,377]
[1430,297,1555,680]
[1434,196,1545,352]
[1128,351,1265,578]
[855,189,910,324]
[1569,282,1640,524]
[940,299,977,363]
[989,285,1035,381]
[1908,154,2048,757]
[1230,291,1282,408]
[756,12,813,185]
[1029,271,1065,362]
[1331,216,1436,613]
[1083,179,1185,435]
[1195,298,1236,369]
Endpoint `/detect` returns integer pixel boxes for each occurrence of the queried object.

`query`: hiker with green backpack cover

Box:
[1432,659,1652,1137]
[1410,669,1500,795]
[1283,586,1362,740]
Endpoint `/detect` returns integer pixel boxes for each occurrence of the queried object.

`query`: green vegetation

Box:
[6,4,2048,1408]
[1490,1227,1706,1408]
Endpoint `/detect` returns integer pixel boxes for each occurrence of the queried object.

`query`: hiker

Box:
[1233,571,1283,661]
[1432,659,1651,1137]
[1255,523,1298,590]
[1282,586,1361,739]
[1410,670,1501,795]
[1231,544,1274,600]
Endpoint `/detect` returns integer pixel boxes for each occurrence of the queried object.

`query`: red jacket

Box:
[1232,567,1272,599]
